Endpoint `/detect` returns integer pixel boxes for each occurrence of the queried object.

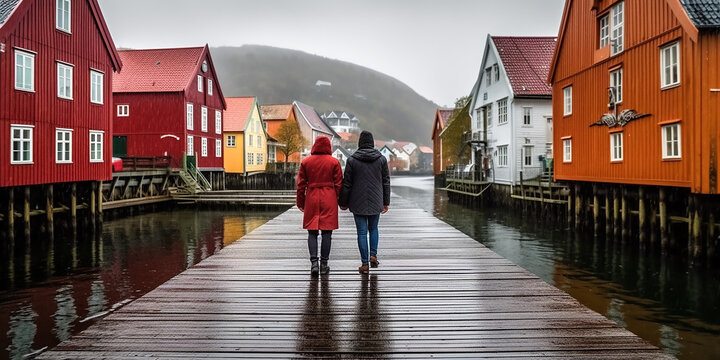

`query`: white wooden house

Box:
[468,35,556,185]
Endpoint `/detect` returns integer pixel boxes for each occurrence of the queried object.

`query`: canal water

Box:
[1,177,718,359]
[392,176,720,360]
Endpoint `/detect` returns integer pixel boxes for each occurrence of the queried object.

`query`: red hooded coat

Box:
[296,136,343,230]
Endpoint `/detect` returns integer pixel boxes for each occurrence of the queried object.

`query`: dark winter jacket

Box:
[296,136,343,230]
[339,132,391,215]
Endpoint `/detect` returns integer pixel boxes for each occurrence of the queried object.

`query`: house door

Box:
[113,136,127,157]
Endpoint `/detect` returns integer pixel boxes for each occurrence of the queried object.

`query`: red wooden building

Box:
[112,45,227,175]
[431,108,454,175]
[549,0,720,194]
[0,0,122,187]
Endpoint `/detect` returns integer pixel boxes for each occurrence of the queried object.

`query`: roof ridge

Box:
[118,46,205,52]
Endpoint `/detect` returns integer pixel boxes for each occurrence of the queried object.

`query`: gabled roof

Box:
[492,36,555,97]
[294,101,338,137]
[224,97,256,132]
[419,146,433,154]
[1,0,122,71]
[336,132,353,141]
[261,104,293,120]
[432,108,454,140]
[680,0,720,28]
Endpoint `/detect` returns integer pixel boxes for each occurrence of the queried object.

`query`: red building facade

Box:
[0,0,122,187]
[112,46,226,171]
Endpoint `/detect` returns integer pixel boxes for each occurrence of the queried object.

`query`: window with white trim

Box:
[523,107,532,125]
[487,103,493,125]
[89,131,103,162]
[248,153,254,165]
[611,132,623,161]
[493,64,499,82]
[610,67,623,103]
[497,145,508,167]
[186,103,194,130]
[563,86,572,115]
[611,1,624,55]
[187,135,194,155]
[226,135,236,147]
[201,106,208,132]
[56,129,72,163]
[15,50,35,92]
[208,79,213,95]
[215,110,222,134]
[197,75,203,92]
[215,139,221,157]
[269,147,276,163]
[117,104,129,117]
[661,42,680,88]
[563,139,572,163]
[11,125,33,164]
[258,153,264,165]
[201,137,207,157]
[57,62,73,99]
[524,146,533,166]
[485,68,492,86]
[599,14,609,48]
[498,99,508,124]
[90,70,103,104]
[56,0,71,33]
[662,123,681,159]
[257,135,262,148]
[249,134,253,147]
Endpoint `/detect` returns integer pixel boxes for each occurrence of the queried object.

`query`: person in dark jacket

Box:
[339,130,391,274]
[297,136,343,276]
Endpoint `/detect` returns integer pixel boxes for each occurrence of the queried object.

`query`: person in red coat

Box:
[296,136,343,276]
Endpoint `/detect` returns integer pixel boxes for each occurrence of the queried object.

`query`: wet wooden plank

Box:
[36,195,667,359]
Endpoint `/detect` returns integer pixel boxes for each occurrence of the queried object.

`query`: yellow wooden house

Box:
[223,97,269,174]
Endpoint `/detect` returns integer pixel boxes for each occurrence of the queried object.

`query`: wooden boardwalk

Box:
[37,195,670,359]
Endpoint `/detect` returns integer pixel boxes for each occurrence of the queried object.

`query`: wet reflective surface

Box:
[392,176,720,360]
[0,208,281,360]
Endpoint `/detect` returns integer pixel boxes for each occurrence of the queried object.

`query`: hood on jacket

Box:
[352,147,383,162]
[358,130,374,149]
[311,136,332,155]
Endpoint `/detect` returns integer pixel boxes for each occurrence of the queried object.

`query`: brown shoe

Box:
[369,255,380,268]
[358,263,369,274]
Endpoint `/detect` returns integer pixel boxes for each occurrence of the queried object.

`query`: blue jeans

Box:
[353,214,380,264]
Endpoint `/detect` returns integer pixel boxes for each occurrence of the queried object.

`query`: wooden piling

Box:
[708,211,716,261]
[7,188,14,241]
[567,186,574,228]
[97,181,103,216]
[71,183,77,221]
[638,187,647,244]
[659,187,668,250]
[605,186,611,235]
[90,182,97,225]
[613,187,620,238]
[621,187,628,240]
[691,195,702,259]
[23,186,30,238]
[592,184,599,235]
[575,183,582,230]
[46,184,54,232]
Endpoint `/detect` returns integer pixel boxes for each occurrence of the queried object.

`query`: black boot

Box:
[320,258,330,274]
[310,258,319,276]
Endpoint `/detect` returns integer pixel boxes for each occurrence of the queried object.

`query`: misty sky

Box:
[98,0,565,107]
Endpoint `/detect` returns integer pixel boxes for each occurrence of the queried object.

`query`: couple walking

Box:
[296,130,391,275]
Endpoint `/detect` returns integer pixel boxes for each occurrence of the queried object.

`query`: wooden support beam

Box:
[592,184,599,235]
[567,185,574,227]
[708,211,716,261]
[8,188,14,229]
[71,183,77,220]
[46,184,54,230]
[97,181,103,216]
[659,187,669,250]
[692,195,702,259]
[613,187,620,238]
[638,187,647,244]
[621,186,628,240]
[90,182,97,224]
[23,186,30,238]
[605,186,611,235]
[574,183,582,230]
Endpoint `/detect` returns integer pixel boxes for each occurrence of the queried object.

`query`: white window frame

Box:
[497,145,508,167]
[524,146,533,167]
[89,130,104,163]
[610,132,623,162]
[258,153,263,165]
[201,137,208,157]
[201,106,208,132]
[208,79,213,96]
[15,49,35,92]
[485,68,492,86]
[610,67,623,104]
[10,125,34,164]
[215,110,222,134]
[57,62,73,100]
[56,0,71,33]
[248,153,254,165]
[493,64,500,82]
[661,42,680,88]
[197,75,203,93]
[599,14,609,48]
[662,123,681,159]
[226,135,236,147]
[215,139,222,157]
[257,135,262,148]
[56,128,73,164]
[523,107,532,125]
[563,138,572,163]
[117,104,129,117]
[90,70,103,104]
[498,99,508,124]
[187,135,194,155]
[249,134,253,147]
[563,86,572,116]
[186,103,194,130]
[487,103,493,125]
[611,1,624,55]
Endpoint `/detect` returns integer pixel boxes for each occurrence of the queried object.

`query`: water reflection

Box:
[296,277,338,356]
[351,274,389,357]
[0,208,280,360]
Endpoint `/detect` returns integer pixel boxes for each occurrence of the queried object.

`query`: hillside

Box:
[211,45,439,145]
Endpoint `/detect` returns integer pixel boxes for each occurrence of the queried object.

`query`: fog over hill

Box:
[211,45,440,145]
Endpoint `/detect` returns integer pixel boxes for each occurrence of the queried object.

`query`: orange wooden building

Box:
[260,104,301,163]
[549,0,720,194]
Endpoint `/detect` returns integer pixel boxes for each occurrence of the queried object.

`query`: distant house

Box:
[431,109,454,175]
[468,35,555,185]
[113,45,227,181]
[332,146,352,168]
[223,97,268,174]
[418,146,434,172]
[293,101,338,155]
[260,104,300,163]
[320,110,360,133]
[379,145,395,163]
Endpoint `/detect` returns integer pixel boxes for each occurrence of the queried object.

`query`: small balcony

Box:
[462,130,486,144]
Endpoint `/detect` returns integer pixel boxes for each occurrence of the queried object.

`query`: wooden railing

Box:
[120,156,173,171]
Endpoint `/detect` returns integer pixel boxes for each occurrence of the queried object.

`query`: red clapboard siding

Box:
[0,0,119,187]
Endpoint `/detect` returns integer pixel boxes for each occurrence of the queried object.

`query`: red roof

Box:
[419,146,433,154]
[261,104,293,120]
[337,132,353,141]
[438,109,454,127]
[114,46,205,93]
[224,97,256,132]
[492,36,556,97]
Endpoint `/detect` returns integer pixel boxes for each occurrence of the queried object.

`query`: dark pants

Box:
[308,230,332,260]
